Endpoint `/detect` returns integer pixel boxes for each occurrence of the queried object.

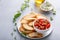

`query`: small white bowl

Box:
[33,17,51,34]
[40,2,53,12]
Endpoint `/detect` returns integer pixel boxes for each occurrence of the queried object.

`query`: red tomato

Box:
[34,22,39,26]
[34,19,50,30]
[39,26,46,30]
[39,22,42,25]
[46,23,50,29]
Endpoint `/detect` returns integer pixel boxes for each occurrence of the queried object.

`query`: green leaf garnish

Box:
[15,23,17,26]
[14,36,17,40]
[50,17,53,21]
[13,28,16,32]
[24,0,30,3]
[21,3,29,11]
[53,12,56,15]
[13,11,21,23]
[11,32,13,36]
[52,9,56,15]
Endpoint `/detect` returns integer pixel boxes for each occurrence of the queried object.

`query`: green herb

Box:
[13,28,16,32]
[11,32,13,36]
[21,3,29,11]
[53,12,56,15]
[15,23,17,26]
[50,17,53,21]
[14,36,16,40]
[53,10,56,15]
[21,0,30,11]
[24,0,30,3]
[13,11,21,23]
[52,9,56,15]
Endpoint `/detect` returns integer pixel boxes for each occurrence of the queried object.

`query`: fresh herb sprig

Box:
[21,3,29,11]
[50,17,53,21]
[14,36,17,40]
[15,23,17,26]
[24,0,30,3]
[50,8,56,21]
[52,9,56,15]
[12,0,30,40]
[11,32,13,36]
[13,28,16,32]
[21,0,30,11]
[13,11,21,23]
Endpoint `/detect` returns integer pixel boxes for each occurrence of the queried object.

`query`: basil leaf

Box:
[13,11,21,23]
[21,3,29,11]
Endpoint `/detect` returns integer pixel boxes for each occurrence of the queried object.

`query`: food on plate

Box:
[19,12,49,38]
[28,22,33,26]
[19,26,34,34]
[20,19,28,24]
[27,32,43,38]
[34,19,50,30]
[23,13,36,18]
[24,18,36,21]
[23,24,34,31]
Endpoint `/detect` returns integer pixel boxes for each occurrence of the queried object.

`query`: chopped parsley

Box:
[11,32,13,36]
[50,17,53,21]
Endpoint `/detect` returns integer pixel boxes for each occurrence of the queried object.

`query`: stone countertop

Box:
[0,0,60,40]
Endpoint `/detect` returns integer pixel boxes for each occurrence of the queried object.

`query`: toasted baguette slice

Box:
[29,22,33,26]
[20,19,28,24]
[19,26,34,34]
[31,12,47,18]
[27,32,43,38]
[24,18,36,21]
[23,24,34,31]
[23,13,36,18]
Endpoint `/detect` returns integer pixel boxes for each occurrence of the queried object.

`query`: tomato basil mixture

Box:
[34,19,50,30]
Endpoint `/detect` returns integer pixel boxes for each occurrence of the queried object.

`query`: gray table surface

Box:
[0,0,60,40]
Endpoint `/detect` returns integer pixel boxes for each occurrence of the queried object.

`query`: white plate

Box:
[17,18,53,39]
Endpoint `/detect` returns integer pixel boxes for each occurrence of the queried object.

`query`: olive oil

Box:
[35,0,45,7]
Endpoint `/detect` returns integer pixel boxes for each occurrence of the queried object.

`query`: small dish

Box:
[33,17,51,34]
[40,2,53,12]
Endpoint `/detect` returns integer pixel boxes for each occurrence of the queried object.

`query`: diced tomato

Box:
[39,26,46,30]
[46,23,50,29]
[34,19,50,30]
[39,19,44,23]
[39,22,42,25]
[34,22,39,26]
